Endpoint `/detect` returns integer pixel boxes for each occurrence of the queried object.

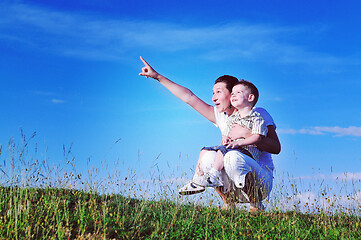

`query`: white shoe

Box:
[205,168,223,187]
[178,182,205,195]
[206,173,222,187]
[192,174,209,186]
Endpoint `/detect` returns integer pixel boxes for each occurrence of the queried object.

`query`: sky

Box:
[1,0,361,208]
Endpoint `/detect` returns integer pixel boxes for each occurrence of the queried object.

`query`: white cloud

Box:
[34,91,56,96]
[33,90,66,104]
[331,172,361,181]
[277,128,322,135]
[51,98,66,104]
[314,126,361,137]
[0,2,345,64]
[278,126,361,137]
[274,190,361,214]
[136,177,187,185]
[273,97,283,102]
[292,172,361,181]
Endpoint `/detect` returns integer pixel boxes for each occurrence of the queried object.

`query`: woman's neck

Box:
[225,106,236,116]
[235,106,253,118]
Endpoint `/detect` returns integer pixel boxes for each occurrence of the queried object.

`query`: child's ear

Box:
[248,94,255,103]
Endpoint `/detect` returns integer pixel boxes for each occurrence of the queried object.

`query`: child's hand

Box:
[139,56,160,80]
[222,136,231,145]
[226,139,243,149]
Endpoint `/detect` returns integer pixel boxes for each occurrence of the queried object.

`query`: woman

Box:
[139,57,281,211]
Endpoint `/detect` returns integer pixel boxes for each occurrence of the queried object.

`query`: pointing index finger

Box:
[140,56,149,67]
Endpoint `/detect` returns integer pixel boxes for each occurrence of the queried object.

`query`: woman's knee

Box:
[224,151,247,168]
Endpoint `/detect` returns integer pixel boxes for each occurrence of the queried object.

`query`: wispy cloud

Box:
[0,2,345,65]
[278,126,361,137]
[33,90,66,104]
[34,91,57,96]
[276,190,361,214]
[292,172,361,181]
[314,126,361,137]
[51,98,66,104]
[136,177,188,185]
[273,97,283,102]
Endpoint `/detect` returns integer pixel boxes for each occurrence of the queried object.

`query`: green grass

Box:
[1,131,361,239]
[1,186,360,239]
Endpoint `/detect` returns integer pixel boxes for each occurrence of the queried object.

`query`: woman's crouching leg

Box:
[223,150,273,204]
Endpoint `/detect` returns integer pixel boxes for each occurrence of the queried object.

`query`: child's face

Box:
[212,82,232,113]
[230,84,252,109]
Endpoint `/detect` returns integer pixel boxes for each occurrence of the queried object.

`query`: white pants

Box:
[198,150,273,202]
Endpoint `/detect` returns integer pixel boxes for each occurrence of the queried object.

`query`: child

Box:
[199,80,268,187]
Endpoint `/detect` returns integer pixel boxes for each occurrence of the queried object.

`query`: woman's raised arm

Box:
[139,56,216,123]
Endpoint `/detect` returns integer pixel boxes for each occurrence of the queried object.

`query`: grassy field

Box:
[1,131,361,239]
[1,186,361,239]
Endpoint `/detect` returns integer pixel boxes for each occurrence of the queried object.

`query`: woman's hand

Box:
[139,56,160,80]
[138,56,216,124]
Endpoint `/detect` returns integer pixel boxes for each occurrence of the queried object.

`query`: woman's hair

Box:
[214,75,239,93]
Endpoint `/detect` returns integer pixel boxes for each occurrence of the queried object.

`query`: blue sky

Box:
[1,0,361,205]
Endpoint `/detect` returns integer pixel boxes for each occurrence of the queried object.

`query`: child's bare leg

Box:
[194,149,208,176]
[212,150,224,171]
[191,149,217,187]
[179,149,219,195]
[207,150,225,187]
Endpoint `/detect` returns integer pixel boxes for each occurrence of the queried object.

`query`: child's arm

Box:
[227,114,268,148]
[226,134,263,149]
[228,124,252,140]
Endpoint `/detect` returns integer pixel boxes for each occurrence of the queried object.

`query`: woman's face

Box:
[212,82,232,113]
